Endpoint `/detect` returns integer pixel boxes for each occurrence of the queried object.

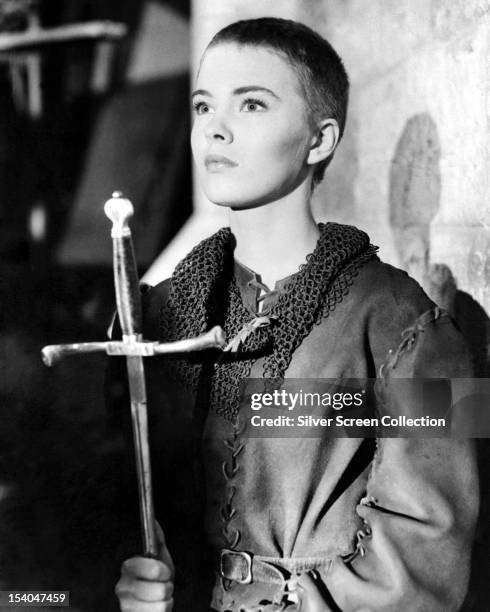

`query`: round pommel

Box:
[104,192,134,237]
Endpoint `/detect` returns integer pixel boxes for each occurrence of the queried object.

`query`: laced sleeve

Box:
[325,308,479,612]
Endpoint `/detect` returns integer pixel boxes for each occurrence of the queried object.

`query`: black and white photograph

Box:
[0,1,488,611]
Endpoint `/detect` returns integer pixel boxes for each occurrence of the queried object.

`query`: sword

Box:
[42,191,226,557]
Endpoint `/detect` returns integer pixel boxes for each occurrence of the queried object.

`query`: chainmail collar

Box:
[159,222,379,421]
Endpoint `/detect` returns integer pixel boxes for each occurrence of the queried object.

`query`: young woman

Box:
[113,18,478,612]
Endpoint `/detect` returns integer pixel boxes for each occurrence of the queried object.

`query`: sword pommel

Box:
[104,191,133,238]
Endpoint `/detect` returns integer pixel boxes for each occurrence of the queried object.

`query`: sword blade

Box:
[126,355,158,557]
[105,193,157,558]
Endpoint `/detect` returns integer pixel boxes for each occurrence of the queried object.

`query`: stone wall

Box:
[312,0,489,318]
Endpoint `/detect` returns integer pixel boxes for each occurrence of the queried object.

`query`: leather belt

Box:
[219,548,332,585]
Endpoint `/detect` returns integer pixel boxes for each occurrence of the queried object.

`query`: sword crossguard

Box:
[42,326,226,366]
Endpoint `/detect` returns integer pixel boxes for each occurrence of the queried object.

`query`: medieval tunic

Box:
[109,223,478,611]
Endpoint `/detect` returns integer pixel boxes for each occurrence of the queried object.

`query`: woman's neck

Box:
[229,182,319,289]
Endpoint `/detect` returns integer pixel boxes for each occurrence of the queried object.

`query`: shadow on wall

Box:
[389,112,489,375]
[389,113,441,287]
[389,113,490,612]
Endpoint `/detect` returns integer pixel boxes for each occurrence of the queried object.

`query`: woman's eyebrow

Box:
[192,89,212,99]
[234,86,280,99]
[191,86,280,100]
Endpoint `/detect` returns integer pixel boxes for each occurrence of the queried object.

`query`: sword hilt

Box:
[104,192,142,338]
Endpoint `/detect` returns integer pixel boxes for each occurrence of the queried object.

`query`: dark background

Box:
[0,1,191,610]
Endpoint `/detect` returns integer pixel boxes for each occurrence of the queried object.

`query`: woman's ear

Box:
[307,119,340,165]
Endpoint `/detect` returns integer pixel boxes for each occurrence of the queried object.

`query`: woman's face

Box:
[191,43,315,208]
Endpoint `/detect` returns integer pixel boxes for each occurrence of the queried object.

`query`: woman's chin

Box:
[204,189,249,208]
[202,177,265,209]
[209,199,233,208]
[208,197,267,211]
[203,184,276,210]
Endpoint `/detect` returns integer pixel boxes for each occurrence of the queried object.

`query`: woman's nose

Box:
[204,113,233,143]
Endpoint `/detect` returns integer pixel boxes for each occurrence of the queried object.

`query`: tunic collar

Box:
[234,259,300,317]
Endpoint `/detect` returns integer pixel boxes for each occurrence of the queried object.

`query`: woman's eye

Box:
[242,98,267,112]
[193,101,212,115]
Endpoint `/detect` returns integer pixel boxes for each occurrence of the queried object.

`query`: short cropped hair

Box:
[207,17,349,186]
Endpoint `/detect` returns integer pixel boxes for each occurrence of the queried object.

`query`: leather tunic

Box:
[111,257,478,612]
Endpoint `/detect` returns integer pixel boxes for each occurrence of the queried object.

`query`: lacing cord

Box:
[343,523,373,563]
[220,417,246,556]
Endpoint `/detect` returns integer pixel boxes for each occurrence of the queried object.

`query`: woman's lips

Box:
[205,154,238,171]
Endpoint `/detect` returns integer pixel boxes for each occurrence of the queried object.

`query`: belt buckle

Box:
[220,549,253,585]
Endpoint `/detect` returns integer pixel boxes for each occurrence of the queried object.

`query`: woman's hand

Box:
[115,523,175,611]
